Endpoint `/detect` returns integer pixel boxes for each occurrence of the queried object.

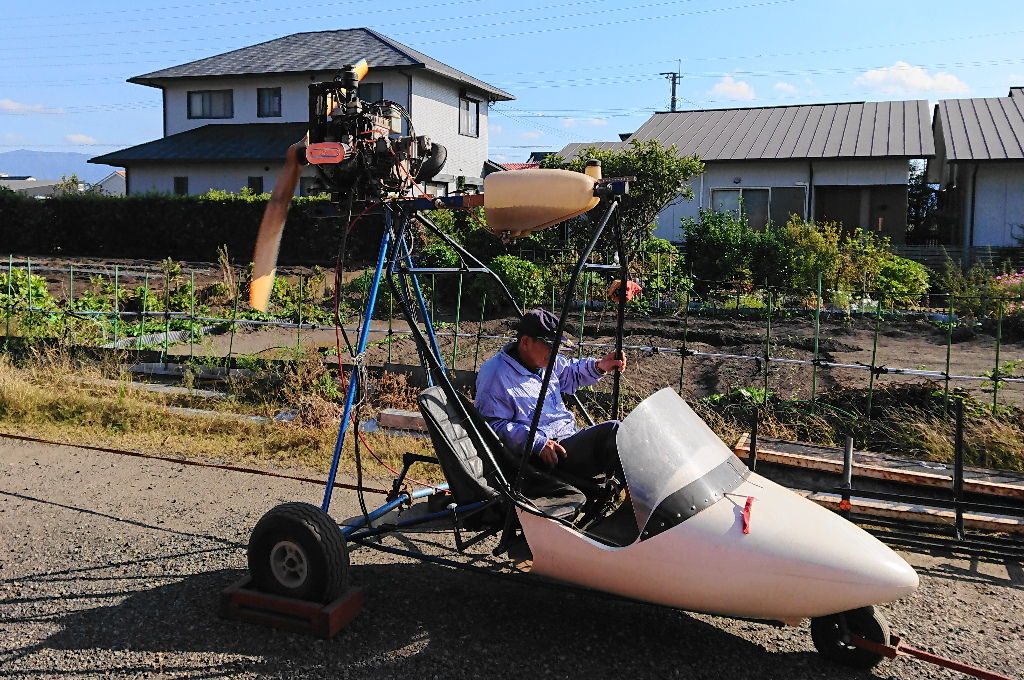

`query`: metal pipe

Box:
[611,214,629,421]
[763,287,772,404]
[865,293,884,420]
[992,299,1003,414]
[189,270,195,362]
[340,483,449,537]
[748,409,758,472]
[113,265,119,347]
[953,398,965,540]
[679,289,690,395]
[943,293,954,418]
[139,272,149,352]
[811,272,822,402]
[451,272,462,373]
[68,264,75,346]
[841,436,854,519]
[162,266,170,366]
[473,293,486,372]
[322,208,394,512]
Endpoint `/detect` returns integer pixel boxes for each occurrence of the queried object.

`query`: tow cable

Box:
[850,634,1015,680]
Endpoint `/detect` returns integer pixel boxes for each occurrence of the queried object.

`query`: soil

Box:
[169,311,1024,408]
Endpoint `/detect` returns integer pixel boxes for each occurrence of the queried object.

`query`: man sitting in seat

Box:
[475,309,625,481]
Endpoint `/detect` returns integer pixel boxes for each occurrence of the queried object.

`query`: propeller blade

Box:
[250,137,306,311]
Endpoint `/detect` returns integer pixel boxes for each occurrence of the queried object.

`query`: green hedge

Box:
[0,191,383,263]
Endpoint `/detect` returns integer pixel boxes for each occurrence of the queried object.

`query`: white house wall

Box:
[970,162,1024,248]
[410,72,488,184]
[655,158,911,241]
[129,162,296,195]
[162,71,412,136]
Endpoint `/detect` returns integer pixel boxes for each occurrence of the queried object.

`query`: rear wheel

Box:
[811,606,890,669]
[247,502,348,603]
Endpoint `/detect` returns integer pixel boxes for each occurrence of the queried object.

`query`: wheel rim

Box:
[269,540,308,588]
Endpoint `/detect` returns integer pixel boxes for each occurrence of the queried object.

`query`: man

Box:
[475,309,626,480]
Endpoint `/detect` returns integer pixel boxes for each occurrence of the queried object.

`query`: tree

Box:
[906,160,940,244]
[541,139,704,249]
[52,173,87,196]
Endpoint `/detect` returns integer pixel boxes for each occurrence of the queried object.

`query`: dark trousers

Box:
[555,420,621,480]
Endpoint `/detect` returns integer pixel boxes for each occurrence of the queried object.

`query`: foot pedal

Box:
[220,576,363,638]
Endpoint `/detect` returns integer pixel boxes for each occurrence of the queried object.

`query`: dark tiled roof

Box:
[560,100,934,161]
[936,93,1024,161]
[88,123,309,165]
[129,28,513,101]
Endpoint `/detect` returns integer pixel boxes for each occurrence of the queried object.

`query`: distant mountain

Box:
[0,149,113,184]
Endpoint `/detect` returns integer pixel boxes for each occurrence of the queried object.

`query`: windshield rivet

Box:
[675,513,681,518]
[690,505,696,510]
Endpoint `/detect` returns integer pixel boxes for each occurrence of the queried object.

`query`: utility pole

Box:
[659,65,681,111]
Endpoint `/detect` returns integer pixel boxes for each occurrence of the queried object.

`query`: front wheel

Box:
[811,606,890,669]
[247,502,349,603]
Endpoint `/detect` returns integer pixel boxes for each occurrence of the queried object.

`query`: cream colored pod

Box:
[483,168,601,238]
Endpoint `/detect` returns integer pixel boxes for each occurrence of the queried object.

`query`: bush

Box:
[682,209,756,291]
[469,254,544,311]
[875,255,929,306]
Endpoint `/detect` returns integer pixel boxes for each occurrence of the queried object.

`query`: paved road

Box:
[1,438,1022,679]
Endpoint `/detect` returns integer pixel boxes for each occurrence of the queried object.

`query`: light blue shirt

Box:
[475,343,605,456]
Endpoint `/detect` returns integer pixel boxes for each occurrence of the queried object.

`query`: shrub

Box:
[468,254,544,311]
[682,209,756,291]
[874,255,929,306]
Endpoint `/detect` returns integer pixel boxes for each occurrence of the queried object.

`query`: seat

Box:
[417,386,586,522]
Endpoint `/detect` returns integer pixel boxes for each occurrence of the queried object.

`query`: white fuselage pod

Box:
[519,389,919,623]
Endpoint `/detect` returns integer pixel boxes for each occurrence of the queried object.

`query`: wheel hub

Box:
[269,540,308,588]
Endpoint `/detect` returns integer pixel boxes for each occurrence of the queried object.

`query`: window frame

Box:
[710,186,808,228]
[459,96,480,138]
[256,87,282,118]
[187,89,233,119]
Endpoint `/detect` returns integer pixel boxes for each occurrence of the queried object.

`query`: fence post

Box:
[763,287,772,404]
[678,290,690,395]
[68,264,75,347]
[226,270,239,368]
[943,293,954,418]
[139,272,149,352]
[113,265,120,348]
[189,270,195,362]
[4,255,12,347]
[811,272,822,403]
[865,292,884,421]
[473,292,486,373]
[451,272,463,372]
[297,275,304,351]
[161,267,170,366]
[992,298,1003,413]
[953,398,965,540]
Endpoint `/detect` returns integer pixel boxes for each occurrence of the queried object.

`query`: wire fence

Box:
[2,255,1023,416]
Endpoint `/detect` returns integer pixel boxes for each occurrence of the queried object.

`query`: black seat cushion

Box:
[417,386,585,521]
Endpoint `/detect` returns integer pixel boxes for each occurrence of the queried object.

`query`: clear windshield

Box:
[617,388,735,532]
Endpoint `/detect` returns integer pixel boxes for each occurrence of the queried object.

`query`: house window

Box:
[459,96,479,137]
[247,176,264,194]
[173,177,188,195]
[187,89,233,119]
[257,87,281,117]
[360,82,383,102]
[711,186,806,230]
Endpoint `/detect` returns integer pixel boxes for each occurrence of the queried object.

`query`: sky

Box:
[2,0,1024,164]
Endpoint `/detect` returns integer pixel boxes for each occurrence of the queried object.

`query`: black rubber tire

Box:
[811,606,890,669]
[247,502,349,603]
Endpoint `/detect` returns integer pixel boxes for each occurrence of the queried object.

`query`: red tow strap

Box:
[851,634,1015,680]
[742,496,754,534]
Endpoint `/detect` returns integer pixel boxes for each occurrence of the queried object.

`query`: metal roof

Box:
[935,92,1024,161]
[559,100,933,161]
[128,28,513,101]
[557,141,626,158]
[88,123,309,165]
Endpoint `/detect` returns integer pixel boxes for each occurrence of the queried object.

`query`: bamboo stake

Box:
[866,292,884,421]
[810,272,822,402]
[943,293,954,418]
[992,298,1004,413]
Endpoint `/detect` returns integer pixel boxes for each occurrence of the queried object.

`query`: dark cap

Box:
[516,309,575,349]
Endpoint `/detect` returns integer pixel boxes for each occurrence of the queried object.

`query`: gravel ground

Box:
[1,438,1022,680]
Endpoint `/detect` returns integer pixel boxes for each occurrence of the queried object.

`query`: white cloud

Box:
[709,75,755,101]
[493,154,508,163]
[65,133,97,145]
[490,124,503,134]
[561,117,578,128]
[0,133,26,144]
[586,118,608,126]
[854,62,968,95]
[0,98,63,114]
[774,81,797,94]
[520,131,543,139]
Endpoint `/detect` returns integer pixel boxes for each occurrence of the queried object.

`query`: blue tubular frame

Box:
[321,208,394,512]
[341,483,451,537]
[395,240,445,382]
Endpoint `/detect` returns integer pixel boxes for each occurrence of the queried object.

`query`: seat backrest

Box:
[418,386,502,505]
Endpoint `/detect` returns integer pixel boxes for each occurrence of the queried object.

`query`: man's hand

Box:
[538,439,567,466]
[597,351,626,374]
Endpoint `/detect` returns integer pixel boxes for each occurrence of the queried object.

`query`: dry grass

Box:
[0,349,436,481]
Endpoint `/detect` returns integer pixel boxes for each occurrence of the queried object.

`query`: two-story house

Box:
[90,28,513,196]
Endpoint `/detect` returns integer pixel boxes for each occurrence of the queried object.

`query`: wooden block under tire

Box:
[220,575,363,638]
